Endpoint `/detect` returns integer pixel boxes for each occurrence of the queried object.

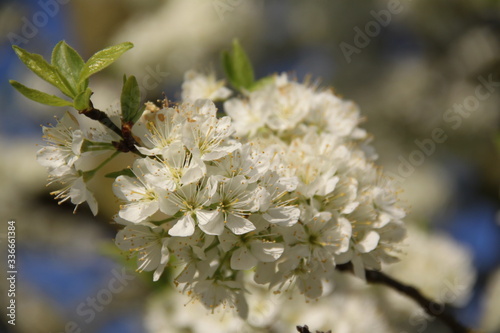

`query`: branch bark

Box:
[80,103,143,155]
[335,263,473,333]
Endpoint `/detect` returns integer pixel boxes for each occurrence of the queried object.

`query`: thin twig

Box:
[336,263,472,333]
[296,325,331,333]
[79,102,142,155]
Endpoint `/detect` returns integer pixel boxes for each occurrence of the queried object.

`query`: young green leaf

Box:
[12,45,74,97]
[51,41,86,95]
[105,168,135,179]
[9,80,73,107]
[121,75,142,123]
[73,88,93,111]
[222,39,255,91]
[250,75,274,91]
[79,42,134,83]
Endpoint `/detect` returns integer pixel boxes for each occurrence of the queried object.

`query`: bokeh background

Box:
[1,0,499,332]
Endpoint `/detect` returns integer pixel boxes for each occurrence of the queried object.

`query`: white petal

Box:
[335,250,353,265]
[196,209,219,225]
[337,217,352,253]
[135,146,161,156]
[263,206,300,226]
[68,177,87,205]
[351,253,366,280]
[226,214,255,235]
[254,262,278,285]
[255,187,271,211]
[356,231,380,253]
[198,210,225,235]
[153,239,170,281]
[168,215,195,237]
[373,212,392,228]
[181,163,205,185]
[159,193,181,216]
[71,130,84,155]
[279,176,299,192]
[85,192,98,216]
[341,201,359,215]
[318,176,339,196]
[250,242,284,262]
[299,274,323,299]
[113,176,145,201]
[230,247,258,270]
[119,201,159,223]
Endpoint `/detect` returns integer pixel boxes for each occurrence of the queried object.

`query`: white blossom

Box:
[34,62,410,315]
[181,70,231,102]
[113,158,167,223]
[133,107,183,156]
[37,112,83,176]
[159,179,217,236]
[115,224,169,281]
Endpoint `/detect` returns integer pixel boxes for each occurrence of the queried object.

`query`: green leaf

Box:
[105,168,135,179]
[51,41,86,95]
[73,88,93,111]
[121,75,142,123]
[250,75,274,91]
[12,45,74,97]
[9,80,73,107]
[79,42,134,83]
[222,39,254,91]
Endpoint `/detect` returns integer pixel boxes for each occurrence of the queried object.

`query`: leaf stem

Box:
[83,151,120,181]
[79,101,144,156]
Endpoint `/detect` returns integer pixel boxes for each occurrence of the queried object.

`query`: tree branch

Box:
[296,325,330,333]
[79,103,143,155]
[335,263,473,333]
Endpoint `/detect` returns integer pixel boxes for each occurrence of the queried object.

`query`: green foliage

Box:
[79,42,134,84]
[105,168,135,179]
[11,41,134,110]
[9,80,73,106]
[51,41,87,94]
[222,39,255,91]
[73,88,93,111]
[121,75,143,123]
[250,75,274,91]
[12,45,74,97]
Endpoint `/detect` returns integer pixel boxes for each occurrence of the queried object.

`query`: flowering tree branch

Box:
[80,102,143,155]
[79,103,122,136]
[335,263,472,333]
[11,40,476,332]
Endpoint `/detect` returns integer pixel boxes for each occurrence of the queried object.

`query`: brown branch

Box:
[80,105,122,137]
[79,103,143,155]
[296,325,330,333]
[336,263,473,333]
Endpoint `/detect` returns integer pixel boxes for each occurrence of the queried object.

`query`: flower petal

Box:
[230,247,258,270]
[356,231,380,253]
[169,214,196,237]
[119,201,159,223]
[226,214,256,235]
[250,242,284,262]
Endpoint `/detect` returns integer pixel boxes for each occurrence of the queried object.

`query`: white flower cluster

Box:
[37,112,120,215]
[37,70,406,317]
[145,280,393,333]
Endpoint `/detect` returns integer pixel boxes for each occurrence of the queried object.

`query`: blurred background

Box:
[0,0,499,332]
